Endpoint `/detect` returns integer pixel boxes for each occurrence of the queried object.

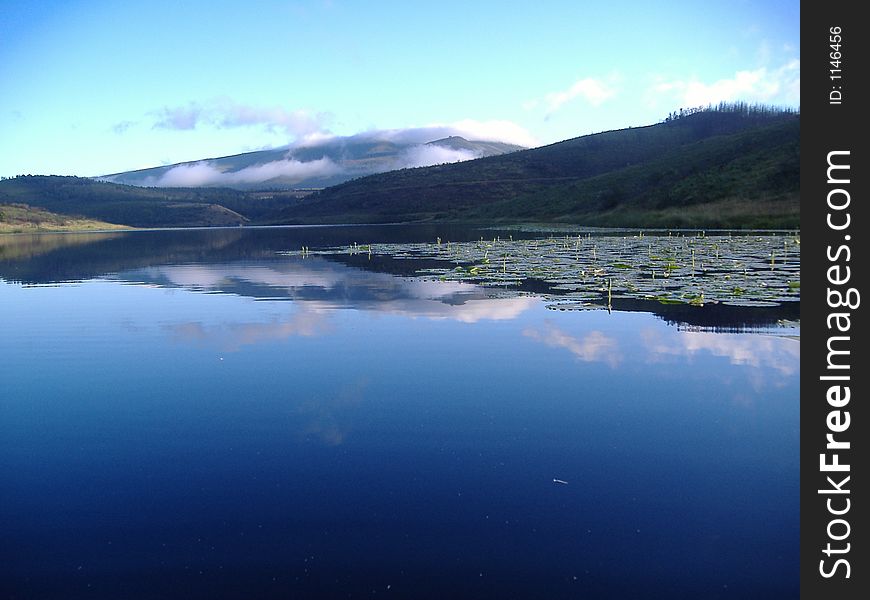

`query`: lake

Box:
[1,226,799,599]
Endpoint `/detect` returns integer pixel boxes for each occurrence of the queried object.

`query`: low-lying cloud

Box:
[146,144,480,187]
[396,145,480,168]
[151,156,342,187]
[143,121,532,186]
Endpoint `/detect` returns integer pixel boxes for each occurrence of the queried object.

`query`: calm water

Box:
[1,227,799,599]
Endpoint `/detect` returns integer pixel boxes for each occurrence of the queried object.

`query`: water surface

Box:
[1,226,799,599]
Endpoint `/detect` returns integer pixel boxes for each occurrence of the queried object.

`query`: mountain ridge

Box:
[100,136,524,191]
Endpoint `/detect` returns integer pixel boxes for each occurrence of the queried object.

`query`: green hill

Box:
[0,176,300,228]
[276,107,799,228]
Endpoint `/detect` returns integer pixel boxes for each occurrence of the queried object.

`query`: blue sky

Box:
[0,0,799,178]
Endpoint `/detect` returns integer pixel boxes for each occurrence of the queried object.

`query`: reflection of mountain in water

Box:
[0,227,799,330]
[133,259,538,324]
[0,225,493,284]
[611,297,798,332]
[0,229,247,284]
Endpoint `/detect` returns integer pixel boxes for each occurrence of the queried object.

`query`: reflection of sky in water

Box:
[122,258,538,320]
[0,256,799,598]
[116,258,799,388]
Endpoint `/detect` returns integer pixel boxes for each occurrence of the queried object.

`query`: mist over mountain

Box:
[2,106,798,230]
[100,129,525,190]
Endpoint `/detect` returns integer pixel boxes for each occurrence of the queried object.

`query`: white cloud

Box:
[683,70,771,106]
[779,59,801,104]
[151,98,331,138]
[544,77,617,112]
[650,60,800,108]
[153,103,203,130]
[212,98,329,137]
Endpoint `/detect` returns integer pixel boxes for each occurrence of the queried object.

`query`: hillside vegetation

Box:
[0,177,296,228]
[278,106,799,228]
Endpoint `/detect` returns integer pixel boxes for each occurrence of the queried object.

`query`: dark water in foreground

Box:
[1,227,799,599]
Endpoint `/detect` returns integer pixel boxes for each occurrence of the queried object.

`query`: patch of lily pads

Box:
[283,231,800,309]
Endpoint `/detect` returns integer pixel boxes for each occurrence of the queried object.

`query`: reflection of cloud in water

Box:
[151,259,538,351]
[523,320,622,368]
[350,297,536,323]
[169,307,332,351]
[149,263,348,291]
[132,259,537,324]
[168,293,534,351]
[640,328,800,376]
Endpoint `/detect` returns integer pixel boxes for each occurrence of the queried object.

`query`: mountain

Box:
[276,107,800,229]
[2,106,799,229]
[100,135,525,190]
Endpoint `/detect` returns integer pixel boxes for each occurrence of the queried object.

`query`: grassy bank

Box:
[0,203,131,233]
